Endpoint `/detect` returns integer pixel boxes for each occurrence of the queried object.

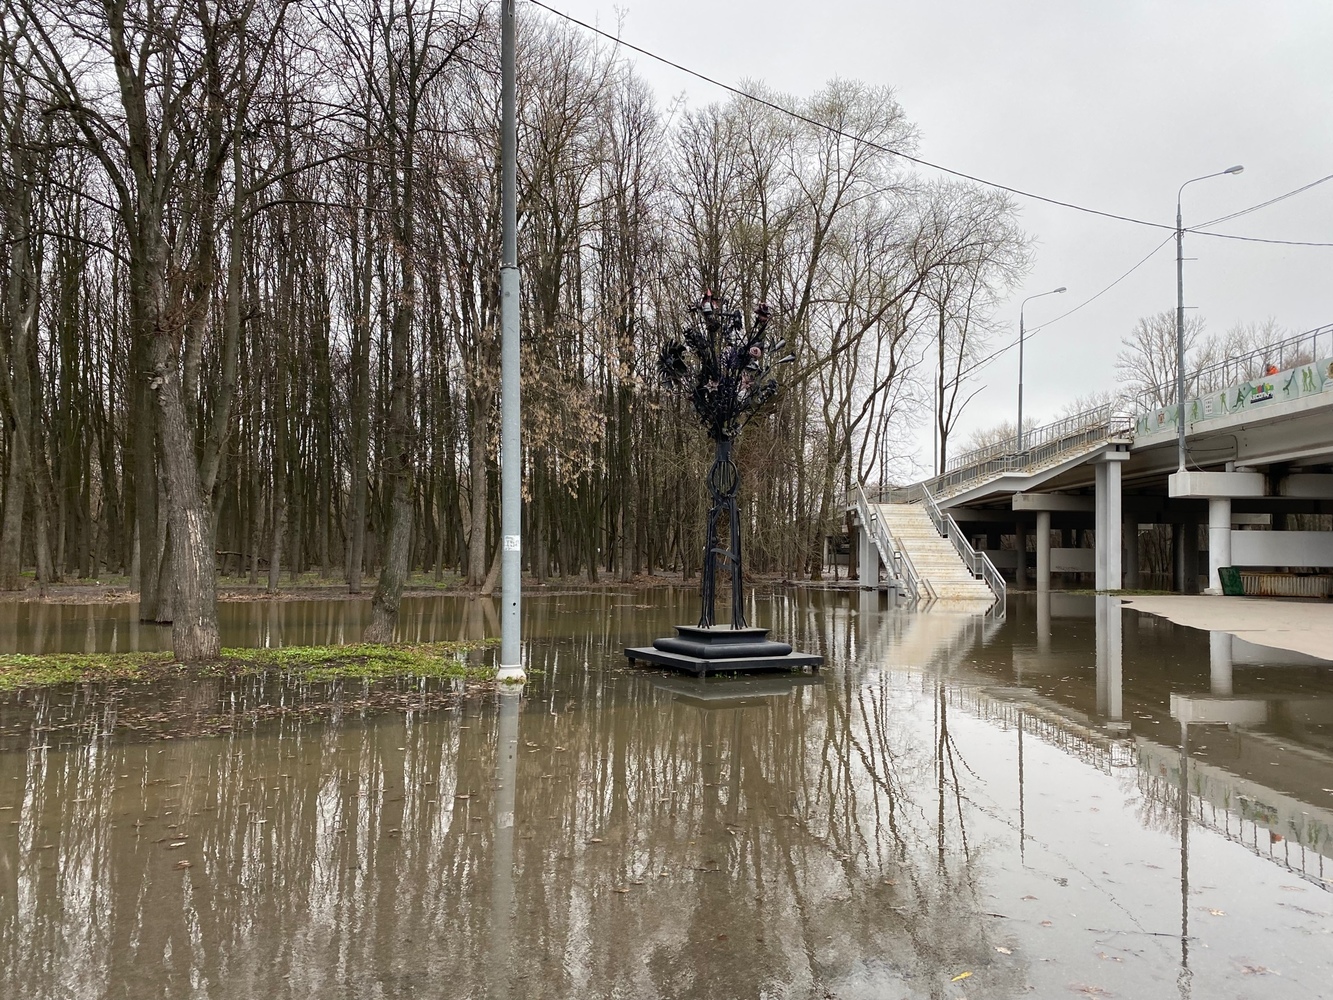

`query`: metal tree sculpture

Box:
[658,293,795,628]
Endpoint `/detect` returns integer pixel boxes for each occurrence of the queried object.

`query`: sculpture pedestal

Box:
[626,624,822,676]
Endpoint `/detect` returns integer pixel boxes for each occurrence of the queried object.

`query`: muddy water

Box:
[2,590,1332,999]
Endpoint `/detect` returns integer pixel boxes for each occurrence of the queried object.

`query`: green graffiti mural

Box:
[1136,356,1333,438]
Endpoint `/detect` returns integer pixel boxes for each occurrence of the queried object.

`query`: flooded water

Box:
[2,589,1332,999]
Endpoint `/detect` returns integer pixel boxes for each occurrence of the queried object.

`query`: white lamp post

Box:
[1017,286,1066,451]
[1175,165,1243,471]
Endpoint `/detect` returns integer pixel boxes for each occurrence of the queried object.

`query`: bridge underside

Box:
[944,416,1333,595]
[857,354,1333,597]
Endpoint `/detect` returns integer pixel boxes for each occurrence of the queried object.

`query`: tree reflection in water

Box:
[0,601,1031,999]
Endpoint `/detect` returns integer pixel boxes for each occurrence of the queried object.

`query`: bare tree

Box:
[1116,310,1206,409]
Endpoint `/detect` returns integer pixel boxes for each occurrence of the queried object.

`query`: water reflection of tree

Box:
[0,626,1025,998]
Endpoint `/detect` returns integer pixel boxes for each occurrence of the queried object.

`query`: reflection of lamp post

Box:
[1175,166,1243,471]
[1016,287,1066,451]
[488,687,522,998]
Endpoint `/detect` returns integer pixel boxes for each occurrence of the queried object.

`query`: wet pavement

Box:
[2,589,1332,999]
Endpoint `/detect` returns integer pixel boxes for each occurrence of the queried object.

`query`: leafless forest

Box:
[0,0,1030,657]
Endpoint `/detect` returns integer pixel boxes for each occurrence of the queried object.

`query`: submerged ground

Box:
[1,587,1331,999]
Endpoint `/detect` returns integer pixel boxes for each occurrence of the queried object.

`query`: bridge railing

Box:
[1132,322,1333,413]
[869,404,1132,503]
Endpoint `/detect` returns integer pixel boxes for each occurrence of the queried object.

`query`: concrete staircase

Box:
[872,502,997,603]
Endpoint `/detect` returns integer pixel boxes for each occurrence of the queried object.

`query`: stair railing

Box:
[854,482,933,604]
[920,484,1006,614]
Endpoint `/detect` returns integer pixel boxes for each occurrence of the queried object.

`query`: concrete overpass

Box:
[853,324,1333,597]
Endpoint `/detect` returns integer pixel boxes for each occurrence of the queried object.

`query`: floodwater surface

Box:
[2,589,1332,999]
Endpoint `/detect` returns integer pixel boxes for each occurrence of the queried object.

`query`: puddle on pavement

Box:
[2,589,1332,998]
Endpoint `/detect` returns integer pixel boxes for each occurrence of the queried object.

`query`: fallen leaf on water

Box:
[613,887,629,894]
[1070,986,1112,997]
[1040,920,1053,927]
[1021,895,1038,901]
[167,841,187,849]
[587,837,603,844]
[1240,965,1277,975]
[950,971,972,982]
[1208,908,1226,916]
[995,946,1013,955]
[1279,885,1305,892]
[174,860,192,870]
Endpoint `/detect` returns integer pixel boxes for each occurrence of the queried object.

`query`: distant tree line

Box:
[0,0,1029,658]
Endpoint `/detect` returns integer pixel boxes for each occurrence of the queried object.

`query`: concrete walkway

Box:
[1121,595,1333,662]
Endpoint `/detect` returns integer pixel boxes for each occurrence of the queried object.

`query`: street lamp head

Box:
[1054,286,1067,294]
[1224,164,1244,175]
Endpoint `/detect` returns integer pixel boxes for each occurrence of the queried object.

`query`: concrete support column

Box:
[858,523,878,588]
[1105,459,1122,591]
[1015,522,1028,590]
[1176,519,1200,594]
[1094,462,1108,590]
[1209,631,1234,695]
[1036,510,1051,593]
[1206,497,1232,595]
[1123,515,1140,590]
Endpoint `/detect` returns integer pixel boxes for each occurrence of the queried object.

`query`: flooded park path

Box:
[2,588,1332,998]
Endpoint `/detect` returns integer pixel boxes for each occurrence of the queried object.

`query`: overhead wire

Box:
[1194,173,1333,229]
[528,0,1333,247]
[527,0,1172,233]
[954,235,1175,380]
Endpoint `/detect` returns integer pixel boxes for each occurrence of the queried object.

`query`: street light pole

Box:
[1016,286,1066,452]
[498,0,524,682]
[1175,165,1243,472]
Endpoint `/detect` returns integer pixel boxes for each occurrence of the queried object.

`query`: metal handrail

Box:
[854,482,928,604]
[1133,321,1333,412]
[867,407,1132,505]
[921,483,1006,613]
[946,403,1126,471]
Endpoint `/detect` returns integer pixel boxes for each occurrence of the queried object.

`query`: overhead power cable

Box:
[956,235,1175,380]
[527,0,1171,232]
[1194,173,1333,229]
[529,0,1333,246]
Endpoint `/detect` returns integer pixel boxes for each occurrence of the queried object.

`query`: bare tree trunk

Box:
[0,455,24,590]
[151,336,219,660]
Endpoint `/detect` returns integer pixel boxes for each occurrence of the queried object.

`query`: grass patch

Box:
[0,640,498,692]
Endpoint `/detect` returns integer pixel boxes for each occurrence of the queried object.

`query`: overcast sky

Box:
[538,0,1333,474]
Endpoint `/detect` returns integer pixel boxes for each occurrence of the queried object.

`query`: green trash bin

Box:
[1218,566,1244,596]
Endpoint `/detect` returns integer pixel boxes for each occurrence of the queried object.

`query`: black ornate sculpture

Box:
[658,293,795,628]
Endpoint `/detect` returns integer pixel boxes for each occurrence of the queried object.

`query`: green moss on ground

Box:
[0,640,498,692]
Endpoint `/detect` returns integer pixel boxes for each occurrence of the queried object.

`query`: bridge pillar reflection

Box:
[1095,595,1123,721]
[1209,631,1234,695]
